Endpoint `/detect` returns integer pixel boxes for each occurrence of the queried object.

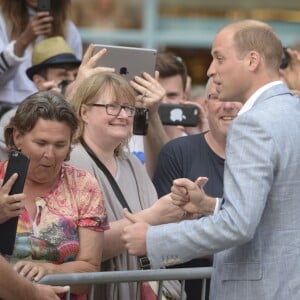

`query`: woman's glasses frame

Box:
[91,103,136,117]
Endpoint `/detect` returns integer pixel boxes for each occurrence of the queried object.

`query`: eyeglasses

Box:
[91,103,136,117]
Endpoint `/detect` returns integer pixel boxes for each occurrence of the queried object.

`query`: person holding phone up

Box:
[0,41,115,162]
[0,0,82,118]
[0,91,109,300]
[129,52,209,177]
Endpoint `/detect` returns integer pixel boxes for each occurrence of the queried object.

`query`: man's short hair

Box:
[155,52,188,90]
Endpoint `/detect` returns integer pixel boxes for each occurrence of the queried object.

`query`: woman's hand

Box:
[24,12,53,39]
[15,12,53,57]
[65,44,115,99]
[147,194,186,225]
[130,71,166,114]
[14,261,49,282]
[0,174,25,224]
[75,44,115,81]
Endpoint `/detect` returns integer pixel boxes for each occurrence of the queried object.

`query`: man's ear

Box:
[184,75,192,100]
[202,98,209,117]
[248,51,261,71]
[32,74,46,90]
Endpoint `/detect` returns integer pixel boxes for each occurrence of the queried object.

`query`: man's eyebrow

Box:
[212,50,221,56]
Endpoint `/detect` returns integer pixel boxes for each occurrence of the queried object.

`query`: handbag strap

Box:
[81,139,150,269]
[80,138,132,213]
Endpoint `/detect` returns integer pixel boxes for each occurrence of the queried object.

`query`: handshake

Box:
[170,176,216,218]
[121,176,217,256]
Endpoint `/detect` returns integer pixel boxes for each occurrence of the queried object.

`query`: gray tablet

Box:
[93,44,157,81]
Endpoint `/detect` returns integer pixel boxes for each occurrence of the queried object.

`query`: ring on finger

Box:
[140,93,147,103]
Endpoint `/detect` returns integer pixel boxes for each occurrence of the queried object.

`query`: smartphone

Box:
[37,0,51,12]
[0,151,30,255]
[158,103,200,127]
[133,107,149,135]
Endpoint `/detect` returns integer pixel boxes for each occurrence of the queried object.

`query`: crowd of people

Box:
[1,1,300,300]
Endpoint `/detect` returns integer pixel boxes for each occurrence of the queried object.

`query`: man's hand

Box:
[171,177,216,216]
[35,80,58,92]
[181,100,209,135]
[121,208,150,256]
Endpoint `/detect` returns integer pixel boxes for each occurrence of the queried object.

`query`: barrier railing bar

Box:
[39,267,213,300]
[39,267,212,285]
[201,277,206,299]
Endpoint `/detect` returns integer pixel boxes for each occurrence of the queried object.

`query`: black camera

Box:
[133,107,149,135]
[280,47,290,69]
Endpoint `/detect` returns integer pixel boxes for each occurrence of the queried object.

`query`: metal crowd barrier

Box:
[39,267,213,300]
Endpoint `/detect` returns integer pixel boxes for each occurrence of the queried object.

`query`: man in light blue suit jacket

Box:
[122,20,300,299]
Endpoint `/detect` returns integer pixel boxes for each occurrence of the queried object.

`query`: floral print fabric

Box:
[0,162,109,261]
[0,161,109,299]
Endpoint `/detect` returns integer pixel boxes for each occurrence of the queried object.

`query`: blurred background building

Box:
[71,0,300,85]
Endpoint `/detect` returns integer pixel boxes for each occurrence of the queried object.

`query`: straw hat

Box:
[26,36,81,80]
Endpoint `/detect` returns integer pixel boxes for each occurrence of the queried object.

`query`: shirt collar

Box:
[238,81,283,116]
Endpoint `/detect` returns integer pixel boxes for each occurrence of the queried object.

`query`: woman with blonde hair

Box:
[69,72,184,300]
